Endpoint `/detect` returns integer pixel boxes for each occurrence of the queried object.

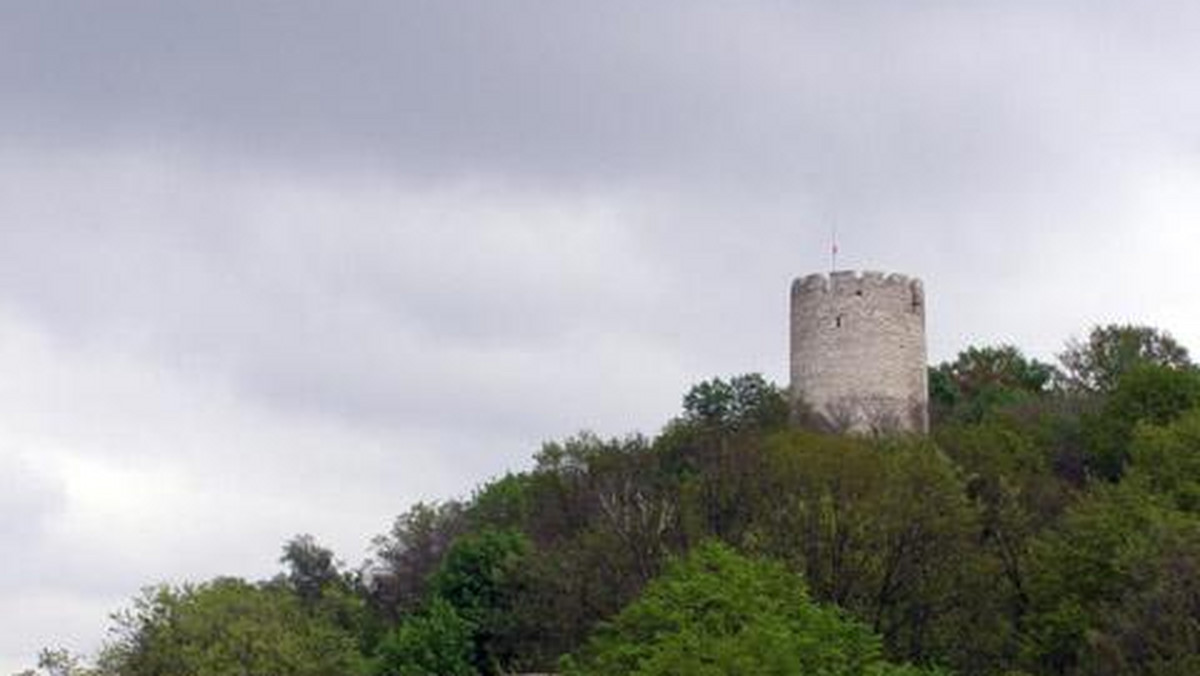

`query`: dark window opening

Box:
[835,315,843,328]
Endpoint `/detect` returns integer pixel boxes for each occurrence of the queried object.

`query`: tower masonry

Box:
[790,270,928,434]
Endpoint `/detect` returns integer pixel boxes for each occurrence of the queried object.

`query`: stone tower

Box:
[789,270,928,434]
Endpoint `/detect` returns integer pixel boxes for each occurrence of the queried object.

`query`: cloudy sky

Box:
[4,1,1200,670]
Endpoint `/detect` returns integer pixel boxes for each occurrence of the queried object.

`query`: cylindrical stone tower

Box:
[790,270,928,434]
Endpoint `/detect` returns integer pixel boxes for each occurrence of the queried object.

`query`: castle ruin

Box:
[790,270,928,434]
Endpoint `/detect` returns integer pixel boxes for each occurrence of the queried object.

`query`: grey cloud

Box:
[0,158,681,442]
[2,2,725,178]
[0,454,63,548]
[1,1,1196,450]
[7,0,1200,342]
[5,2,1196,195]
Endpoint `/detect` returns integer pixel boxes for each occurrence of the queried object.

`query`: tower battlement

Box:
[789,269,928,434]
[793,270,923,297]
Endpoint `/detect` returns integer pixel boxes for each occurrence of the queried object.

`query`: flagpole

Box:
[830,220,838,273]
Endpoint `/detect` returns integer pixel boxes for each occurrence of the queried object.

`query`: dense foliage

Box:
[97,578,365,676]
[21,324,1200,676]
[562,541,941,675]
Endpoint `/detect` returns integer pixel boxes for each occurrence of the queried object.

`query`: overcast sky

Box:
[4,1,1200,670]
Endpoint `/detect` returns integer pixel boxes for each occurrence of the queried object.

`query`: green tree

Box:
[531,433,678,566]
[99,578,365,676]
[465,473,533,533]
[1083,363,1200,481]
[680,374,790,433]
[930,346,1055,425]
[431,529,531,673]
[512,432,684,666]
[1023,486,1200,675]
[748,432,985,668]
[935,420,1071,636]
[562,541,943,676]
[1127,407,1200,512]
[368,501,465,621]
[1058,324,1192,394]
[281,534,343,604]
[12,648,100,676]
[665,376,790,545]
[275,534,378,658]
[373,598,476,676]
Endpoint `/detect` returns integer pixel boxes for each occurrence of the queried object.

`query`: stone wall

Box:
[789,270,928,433]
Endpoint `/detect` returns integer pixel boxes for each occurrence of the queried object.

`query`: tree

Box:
[367,501,465,621]
[1127,407,1200,512]
[562,541,943,676]
[431,529,531,674]
[530,433,678,565]
[1058,324,1192,394]
[680,374,789,434]
[930,345,1056,425]
[465,473,533,533]
[1082,363,1200,481]
[1023,485,1200,675]
[934,417,1080,671]
[373,598,476,676]
[12,648,100,676]
[99,578,365,676]
[666,376,791,543]
[747,432,988,667]
[281,534,343,605]
[515,432,685,666]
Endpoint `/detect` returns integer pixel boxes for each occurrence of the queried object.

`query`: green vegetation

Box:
[374,598,475,676]
[21,322,1200,676]
[99,578,366,676]
[562,541,942,676]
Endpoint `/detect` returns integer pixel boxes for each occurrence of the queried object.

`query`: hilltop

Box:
[19,324,1200,676]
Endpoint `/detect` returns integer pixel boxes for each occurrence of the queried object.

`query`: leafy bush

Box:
[562,541,944,676]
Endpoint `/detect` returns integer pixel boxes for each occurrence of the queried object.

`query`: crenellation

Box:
[795,273,829,292]
[797,270,920,296]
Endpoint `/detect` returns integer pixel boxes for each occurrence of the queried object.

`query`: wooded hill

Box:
[23,324,1200,676]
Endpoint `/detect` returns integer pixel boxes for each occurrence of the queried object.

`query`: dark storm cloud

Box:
[6,1,1195,193]
[2,1,732,179]
[9,0,1200,325]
